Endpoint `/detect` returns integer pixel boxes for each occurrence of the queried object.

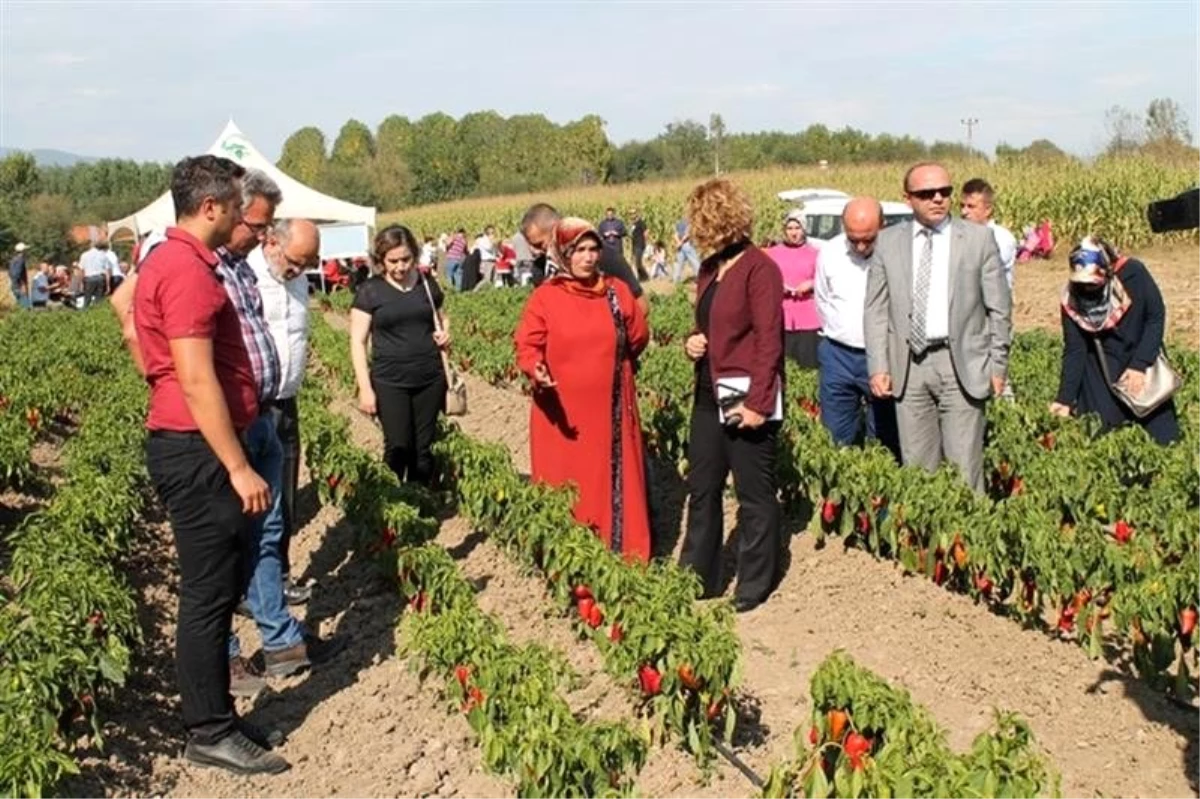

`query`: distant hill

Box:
[0,147,99,167]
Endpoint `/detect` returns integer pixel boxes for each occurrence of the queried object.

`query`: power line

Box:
[960,117,979,152]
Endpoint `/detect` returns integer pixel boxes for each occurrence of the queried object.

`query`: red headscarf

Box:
[547,217,605,295]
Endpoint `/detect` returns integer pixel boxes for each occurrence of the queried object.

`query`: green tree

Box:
[1104,105,1143,155]
[561,114,612,186]
[24,193,76,264]
[330,119,376,167]
[278,126,328,184]
[408,113,471,204]
[709,113,726,175]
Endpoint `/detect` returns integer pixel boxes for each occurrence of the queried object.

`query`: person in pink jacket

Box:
[766,209,822,368]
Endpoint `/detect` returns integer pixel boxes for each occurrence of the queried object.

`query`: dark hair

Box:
[520,202,560,235]
[961,178,995,203]
[171,155,245,219]
[373,224,419,267]
[902,161,944,192]
[605,206,615,213]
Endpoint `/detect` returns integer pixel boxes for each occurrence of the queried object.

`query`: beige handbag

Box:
[1092,338,1180,418]
[421,276,467,416]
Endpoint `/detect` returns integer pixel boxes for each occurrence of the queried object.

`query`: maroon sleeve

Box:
[745,253,785,415]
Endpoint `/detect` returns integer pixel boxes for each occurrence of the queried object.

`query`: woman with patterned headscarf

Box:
[514,218,652,561]
[1049,237,1179,445]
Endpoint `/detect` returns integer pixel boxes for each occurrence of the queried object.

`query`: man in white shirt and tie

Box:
[249,218,320,603]
[960,178,1017,291]
[864,163,1011,493]
[814,198,899,459]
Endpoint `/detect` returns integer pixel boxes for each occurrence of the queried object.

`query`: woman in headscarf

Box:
[514,218,652,561]
[1049,237,1180,445]
[765,209,821,368]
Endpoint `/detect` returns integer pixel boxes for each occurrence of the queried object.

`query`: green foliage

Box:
[277,125,328,185]
[329,118,376,167]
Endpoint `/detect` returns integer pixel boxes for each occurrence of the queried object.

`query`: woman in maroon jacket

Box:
[679,178,785,613]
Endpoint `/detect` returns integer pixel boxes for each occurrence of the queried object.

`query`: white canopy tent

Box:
[106,119,376,239]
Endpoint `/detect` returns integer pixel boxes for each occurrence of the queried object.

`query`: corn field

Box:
[385,156,1198,250]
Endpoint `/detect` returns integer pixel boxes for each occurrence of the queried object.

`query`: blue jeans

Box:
[673,244,700,283]
[228,413,306,658]
[817,337,900,460]
[10,279,29,309]
[446,259,464,290]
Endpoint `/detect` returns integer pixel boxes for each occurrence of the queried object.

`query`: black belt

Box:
[913,339,949,360]
[148,429,205,441]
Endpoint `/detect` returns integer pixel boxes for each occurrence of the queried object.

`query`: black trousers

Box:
[632,245,647,280]
[83,275,107,306]
[678,398,781,603]
[373,377,445,485]
[264,397,300,576]
[146,431,249,745]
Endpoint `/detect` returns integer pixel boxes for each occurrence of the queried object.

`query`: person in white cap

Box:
[8,242,29,309]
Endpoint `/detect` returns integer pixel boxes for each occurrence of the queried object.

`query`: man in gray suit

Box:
[864,162,1012,492]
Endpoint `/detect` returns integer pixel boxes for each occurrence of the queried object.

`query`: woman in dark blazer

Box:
[1049,237,1179,445]
[679,178,785,613]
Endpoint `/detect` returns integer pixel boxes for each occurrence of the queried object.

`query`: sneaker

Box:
[283,579,312,606]
[263,632,349,678]
[184,729,290,775]
[229,657,266,698]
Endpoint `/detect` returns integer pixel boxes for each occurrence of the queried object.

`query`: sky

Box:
[1,1,1197,163]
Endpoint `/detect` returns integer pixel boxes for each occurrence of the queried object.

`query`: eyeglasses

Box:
[241,219,272,235]
[283,252,314,274]
[908,186,953,201]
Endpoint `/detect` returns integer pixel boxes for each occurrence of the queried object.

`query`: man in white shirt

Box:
[78,240,113,306]
[472,225,498,291]
[865,163,1011,494]
[960,178,1017,291]
[814,198,899,459]
[249,218,319,604]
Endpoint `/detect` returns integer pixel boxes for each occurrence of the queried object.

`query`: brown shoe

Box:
[230,657,266,698]
[263,633,349,678]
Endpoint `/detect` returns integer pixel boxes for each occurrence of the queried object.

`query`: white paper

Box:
[714,376,784,424]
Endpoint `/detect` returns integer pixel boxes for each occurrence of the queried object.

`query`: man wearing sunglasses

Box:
[864,162,1012,494]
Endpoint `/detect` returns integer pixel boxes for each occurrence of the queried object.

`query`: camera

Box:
[1146,187,1199,233]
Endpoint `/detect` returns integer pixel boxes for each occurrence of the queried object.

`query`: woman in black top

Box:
[350,225,451,485]
[1049,238,1179,445]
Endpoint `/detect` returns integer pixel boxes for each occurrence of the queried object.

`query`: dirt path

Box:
[445,369,1199,798]
[65,457,507,798]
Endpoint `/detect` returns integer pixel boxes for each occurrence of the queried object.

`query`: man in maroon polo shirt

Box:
[134,154,288,775]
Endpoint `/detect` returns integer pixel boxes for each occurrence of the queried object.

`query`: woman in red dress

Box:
[514,218,652,561]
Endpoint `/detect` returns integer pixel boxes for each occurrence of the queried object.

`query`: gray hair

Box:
[241,168,282,210]
[271,218,296,246]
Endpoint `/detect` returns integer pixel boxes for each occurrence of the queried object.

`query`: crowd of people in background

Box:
[0,155,1181,781]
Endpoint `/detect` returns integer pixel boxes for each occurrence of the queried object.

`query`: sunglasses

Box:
[908,186,953,201]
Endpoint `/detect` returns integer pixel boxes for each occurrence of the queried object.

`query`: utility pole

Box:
[960,117,979,154]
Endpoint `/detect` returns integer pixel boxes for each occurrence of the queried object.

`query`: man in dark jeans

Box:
[133,154,288,775]
[629,209,648,281]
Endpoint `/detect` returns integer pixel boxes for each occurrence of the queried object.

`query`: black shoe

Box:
[238,718,285,750]
[284,579,312,606]
[184,729,290,775]
[733,596,765,614]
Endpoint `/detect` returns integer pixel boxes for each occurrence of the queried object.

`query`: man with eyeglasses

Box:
[216,174,347,688]
[814,198,899,460]
[864,162,1011,493]
[521,202,649,317]
[248,218,319,607]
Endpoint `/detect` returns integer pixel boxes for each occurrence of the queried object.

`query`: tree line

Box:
[0,98,1192,263]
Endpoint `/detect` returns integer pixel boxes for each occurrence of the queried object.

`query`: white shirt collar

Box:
[913,217,951,237]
